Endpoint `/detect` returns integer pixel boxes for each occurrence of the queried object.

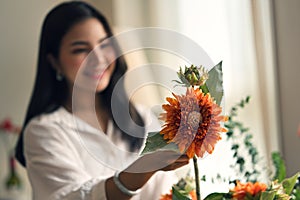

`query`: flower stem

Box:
[193,155,201,200]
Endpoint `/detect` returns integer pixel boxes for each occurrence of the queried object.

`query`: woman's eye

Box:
[100,42,112,49]
[72,49,89,54]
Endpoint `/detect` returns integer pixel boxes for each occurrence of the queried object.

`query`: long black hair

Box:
[15,1,145,167]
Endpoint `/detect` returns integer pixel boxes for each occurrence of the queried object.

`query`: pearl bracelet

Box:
[113,171,142,196]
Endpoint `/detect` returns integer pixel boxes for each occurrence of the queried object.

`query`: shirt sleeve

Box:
[24,119,107,200]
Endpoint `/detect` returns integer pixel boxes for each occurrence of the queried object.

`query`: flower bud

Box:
[176,65,209,87]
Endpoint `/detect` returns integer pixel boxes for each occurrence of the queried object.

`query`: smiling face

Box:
[50,17,116,95]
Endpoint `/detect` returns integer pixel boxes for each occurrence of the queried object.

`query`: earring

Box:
[56,71,63,81]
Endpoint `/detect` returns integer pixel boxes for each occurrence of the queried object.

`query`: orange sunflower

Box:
[160,87,227,158]
[231,181,267,200]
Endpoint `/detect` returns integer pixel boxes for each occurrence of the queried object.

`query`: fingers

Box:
[158,151,189,165]
[125,151,190,173]
[175,154,189,162]
[161,159,190,171]
[159,150,188,162]
[161,153,190,171]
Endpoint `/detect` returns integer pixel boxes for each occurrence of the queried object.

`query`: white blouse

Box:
[24,107,177,200]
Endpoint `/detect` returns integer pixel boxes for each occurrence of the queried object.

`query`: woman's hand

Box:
[125,150,190,173]
[105,150,189,200]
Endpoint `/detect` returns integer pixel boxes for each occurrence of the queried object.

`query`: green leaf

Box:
[293,186,300,199]
[172,186,191,200]
[245,96,251,103]
[260,191,276,200]
[241,128,250,133]
[237,157,245,172]
[282,172,299,195]
[206,61,224,106]
[237,157,245,164]
[231,144,239,150]
[141,132,179,154]
[200,83,209,94]
[271,152,286,182]
[204,192,229,200]
[226,131,233,138]
[239,100,245,107]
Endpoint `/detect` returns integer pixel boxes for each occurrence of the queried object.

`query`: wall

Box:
[273,0,300,176]
[0,2,66,199]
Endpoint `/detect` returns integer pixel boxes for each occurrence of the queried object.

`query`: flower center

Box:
[187,111,202,129]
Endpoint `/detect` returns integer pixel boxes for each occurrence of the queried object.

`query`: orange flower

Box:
[160,87,227,158]
[160,190,172,200]
[231,181,267,200]
[189,190,197,200]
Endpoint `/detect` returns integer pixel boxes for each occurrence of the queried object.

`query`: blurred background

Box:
[0,0,299,199]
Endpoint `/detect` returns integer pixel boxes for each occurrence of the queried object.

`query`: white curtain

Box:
[177,0,280,195]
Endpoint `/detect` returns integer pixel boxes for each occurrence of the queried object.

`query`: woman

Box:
[15,1,189,200]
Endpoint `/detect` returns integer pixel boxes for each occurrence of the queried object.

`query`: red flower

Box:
[0,118,20,133]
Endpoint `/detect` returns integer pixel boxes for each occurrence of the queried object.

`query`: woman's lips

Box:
[83,70,105,80]
[90,73,103,80]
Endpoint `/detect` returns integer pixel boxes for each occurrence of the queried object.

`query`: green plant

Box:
[203,97,300,200]
[225,96,261,182]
